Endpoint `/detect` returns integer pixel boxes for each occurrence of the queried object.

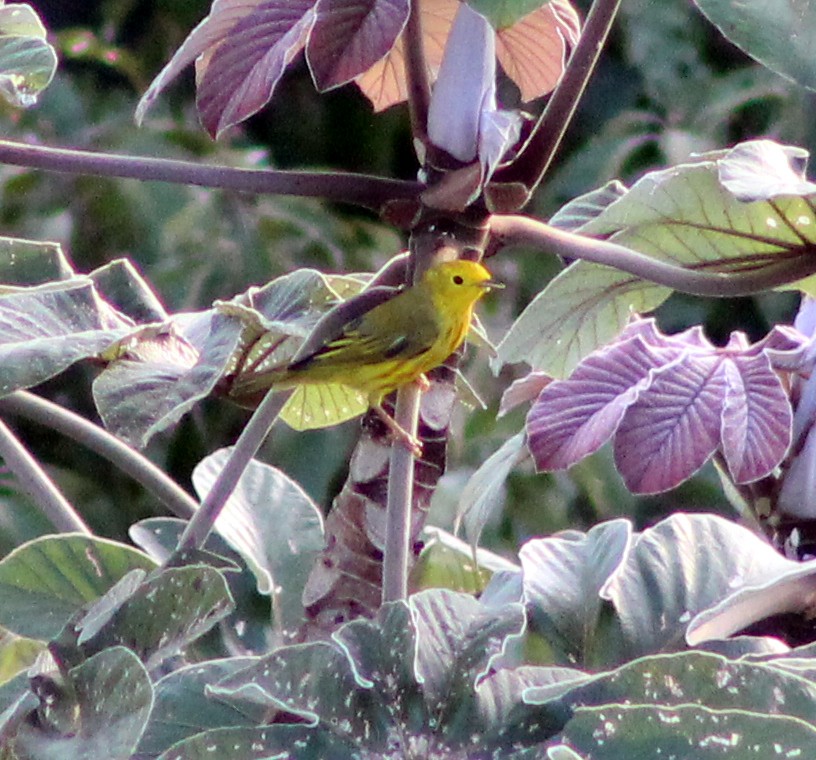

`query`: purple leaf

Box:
[614,354,725,493]
[720,352,791,483]
[307,0,409,91]
[526,336,674,471]
[197,1,315,137]
[498,371,551,417]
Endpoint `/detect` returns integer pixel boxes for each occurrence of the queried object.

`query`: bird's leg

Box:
[371,403,423,457]
[416,373,431,392]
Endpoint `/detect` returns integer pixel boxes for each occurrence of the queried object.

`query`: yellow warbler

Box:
[229,259,499,451]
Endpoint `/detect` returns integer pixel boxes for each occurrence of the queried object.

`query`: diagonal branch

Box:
[490,214,816,296]
[0,418,90,534]
[491,0,622,198]
[0,391,198,520]
[0,140,423,211]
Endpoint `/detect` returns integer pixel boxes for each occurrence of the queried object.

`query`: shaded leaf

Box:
[89,258,168,324]
[94,311,242,448]
[601,513,793,659]
[693,0,816,92]
[138,657,264,757]
[192,449,324,640]
[307,0,409,91]
[456,432,528,549]
[554,703,816,758]
[0,535,156,641]
[155,724,357,760]
[12,647,152,760]
[75,565,234,669]
[0,238,73,288]
[0,280,133,398]
[520,520,632,667]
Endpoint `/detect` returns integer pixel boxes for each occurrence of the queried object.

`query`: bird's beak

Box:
[481,278,504,290]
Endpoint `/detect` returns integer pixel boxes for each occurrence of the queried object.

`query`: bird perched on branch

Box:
[229,258,500,454]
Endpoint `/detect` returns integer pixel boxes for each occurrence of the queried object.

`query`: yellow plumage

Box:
[229,259,498,450]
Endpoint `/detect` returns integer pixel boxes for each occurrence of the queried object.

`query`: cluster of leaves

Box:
[6,0,816,757]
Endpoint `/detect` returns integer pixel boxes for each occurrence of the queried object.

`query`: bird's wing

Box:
[289,286,439,371]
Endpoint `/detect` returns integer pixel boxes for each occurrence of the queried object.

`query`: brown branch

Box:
[490,214,816,296]
[491,0,623,199]
[0,140,423,211]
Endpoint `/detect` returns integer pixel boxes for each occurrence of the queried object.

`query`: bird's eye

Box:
[452,275,464,285]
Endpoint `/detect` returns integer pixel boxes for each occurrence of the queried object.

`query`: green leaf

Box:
[138,657,265,757]
[555,703,816,758]
[601,513,793,659]
[0,279,133,397]
[456,432,529,549]
[93,311,243,448]
[495,262,668,377]
[0,628,42,684]
[520,519,632,668]
[279,381,369,430]
[497,140,816,376]
[530,651,816,727]
[192,450,324,639]
[0,237,73,288]
[469,0,549,29]
[75,565,234,669]
[413,526,520,595]
[155,725,358,760]
[0,535,156,640]
[11,647,153,759]
[692,0,816,91]
[89,258,168,323]
[0,4,57,107]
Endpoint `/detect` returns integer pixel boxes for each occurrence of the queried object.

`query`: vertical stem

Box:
[403,0,431,150]
[382,384,421,602]
[177,389,288,551]
[0,419,90,534]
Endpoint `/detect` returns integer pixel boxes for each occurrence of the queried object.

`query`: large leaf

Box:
[601,513,794,659]
[0,237,73,288]
[93,311,242,448]
[497,140,816,377]
[11,647,153,760]
[0,535,156,641]
[0,279,133,398]
[307,0,409,91]
[0,4,57,108]
[138,657,264,757]
[692,0,816,92]
[192,449,324,641]
[70,565,234,669]
[137,0,315,138]
[520,520,632,668]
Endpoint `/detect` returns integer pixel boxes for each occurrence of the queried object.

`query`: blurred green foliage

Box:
[0,0,810,554]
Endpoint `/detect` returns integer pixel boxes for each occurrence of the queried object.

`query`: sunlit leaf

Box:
[0,4,57,107]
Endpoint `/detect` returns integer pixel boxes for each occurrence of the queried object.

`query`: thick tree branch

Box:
[490,214,816,296]
[0,140,423,211]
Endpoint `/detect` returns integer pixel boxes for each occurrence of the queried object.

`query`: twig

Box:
[0,391,198,519]
[0,140,423,211]
[492,0,622,195]
[177,390,289,551]
[382,384,422,603]
[490,215,816,296]
[0,418,90,534]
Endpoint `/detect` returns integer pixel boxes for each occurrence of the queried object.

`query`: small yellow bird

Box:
[229,259,499,452]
